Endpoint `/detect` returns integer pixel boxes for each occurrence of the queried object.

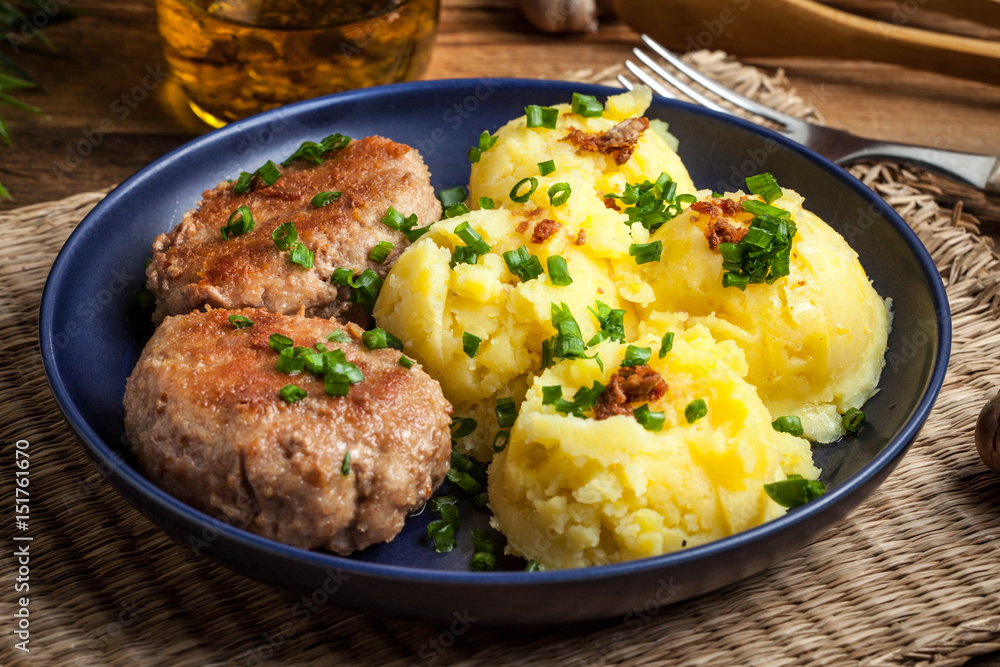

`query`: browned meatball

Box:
[146,136,441,325]
[123,308,452,555]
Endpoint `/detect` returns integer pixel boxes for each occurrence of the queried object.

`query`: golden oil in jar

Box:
[156,0,440,126]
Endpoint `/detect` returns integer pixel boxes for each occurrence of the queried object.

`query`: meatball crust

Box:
[146,136,442,325]
[123,308,452,555]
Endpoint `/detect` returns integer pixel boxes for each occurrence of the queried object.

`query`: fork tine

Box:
[616,74,635,91]
[620,68,680,101]
[631,48,728,114]
[624,60,681,101]
[639,34,799,127]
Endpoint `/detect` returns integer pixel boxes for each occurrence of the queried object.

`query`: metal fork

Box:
[620,34,1000,194]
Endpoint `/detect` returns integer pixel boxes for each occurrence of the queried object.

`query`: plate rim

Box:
[39,77,952,586]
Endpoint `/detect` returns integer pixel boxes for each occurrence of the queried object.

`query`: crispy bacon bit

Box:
[515,219,530,233]
[594,365,668,420]
[563,117,649,166]
[705,219,748,251]
[603,197,620,211]
[531,219,561,244]
[575,229,587,245]
[691,197,742,223]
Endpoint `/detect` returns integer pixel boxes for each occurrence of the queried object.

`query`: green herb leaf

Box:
[659,332,674,358]
[311,190,341,207]
[510,176,539,204]
[341,451,351,476]
[588,301,626,344]
[629,240,662,265]
[478,196,496,210]
[746,173,783,204]
[772,415,804,436]
[271,221,298,250]
[492,430,510,454]
[362,327,404,351]
[525,105,558,129]
[398,355,414,369]
[269,333,294,353]
[503,246,544,282]
[842,407,866,436]
[289,242,314,268]
[571,92,603,117]
[764,474,826,508]
[221,205,254,239]
[462,331,482,358]
[438,185,468,208]
[622,345,651,367]
[538,159,556,176]
[279,384,307,403]
[685,398,707,424]
[634,403,665,432]
[368,240,394,263]
[327,329,349,343]
[548,182,572,207]
[228,314,254,329]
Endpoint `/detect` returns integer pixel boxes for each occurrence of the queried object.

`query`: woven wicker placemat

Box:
[4,54,1000,667]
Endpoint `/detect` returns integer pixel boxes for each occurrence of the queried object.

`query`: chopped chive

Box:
[622,345,651,367]
[255,160,281,186]
[634,403,665,432]
[232,171,254,195]
[685,398,707,424]
[571,92,603,117]
[276,347,305,374]
[450,246,480,268]
[764,474,825,508]
[438,186,468,208]
[322,349,365,396]
[447,467,482,494]
[525,559,541,572]
[659,332,674,358]
[289,242,313,268]
[547,182,571,207]
[462,332,482,358]
[842,408,866,436]
[510,177,538,204]
[282,133,350,167]
[468,130,498,163]
[362,327,404,351]
[772,415,804,437]
[453,220,491,255]
[492,430,510,454]
[228,314,254,329]
[426,519,456,553]
[541,385,563,405]
[341,451,351,476]
[478,196,496,210]
[538,159,556,176]
[331,268,383,314]
[472,529,494,554]
[134,286,155,311]
[269,333,293,352]
[279,384,306,403]
[495,397,517,428]
[503,246,544,282]
[399,355,415,369]
[470,551,495,572]
[546,255,572,286]
[588,301,626,344]
[451,416,478,439]
[221,205,254,240]
[629,240,663,265]
[525,105,558,129]
[381,206,406,230]
[271,221,298,250]
[311,190,341,207]
[472,492,490,509]
[746,173,783,204]
[368,240,394,263]
[327,329,350,343]
[443,202,471,219]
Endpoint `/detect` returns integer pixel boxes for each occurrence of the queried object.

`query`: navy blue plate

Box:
[39,78,950,624]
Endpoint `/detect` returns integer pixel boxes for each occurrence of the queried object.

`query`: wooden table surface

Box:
[2,0,999,231]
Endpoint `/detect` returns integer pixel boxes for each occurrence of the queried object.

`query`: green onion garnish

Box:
[327,329,349,343]
[538,159,556,176]
[438,185,468,208]
[447,467,482,493]
[629,240,663,265]
[622,345,651,367]
[525,560,541,572]
[525,105,558,129]
[772,415,804,436]
[542,385,563,405]
[547,182,571,207]
[276,347,305,374]
[228,314,254,329]
[269,333,293,352]
[540,382,604,418]
[221,205,255,240]
[541,302,600,369]
[426,520,456,553]
[659,332,674,358]
[453,220,491,255]
[472,529,494,554]
[399,355,414,369]
[361,327,404,351]
[634,403,665,432]
[571,92,604,117]
[503,246,544,282]
[450,246,480,268]
[271,221,298,250]
[443,202,471,219]
[685,398,707,424]
[842,407,866,436]
[462,332,482,358]
[289,242,314,268]
[746,173,783,204]
[478,197,496,210]
[467,130,498,163]
[495,397,517,428]
[720,206,796,290]
[322,349,365,396]
[492,430,510,454]
[282,133,350,167]
[279,384,306,403]
[311,191,341,207]
[368,240,394,263]
[451,416,478,439]
[472,492,489,509]
[741,199,790,219]
[510,176,538,204]
[381,206,407,230]
[606,172,692,232]
[546,255,572,286]
[470,531,496,571]
[587,301,626,344]
[331,268,383,314]
[232,171,254,195]
[255,160,281,186]
[764,474,825,508]
[341,451,351,476]
[380,207,430,243]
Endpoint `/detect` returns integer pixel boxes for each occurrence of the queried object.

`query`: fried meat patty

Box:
[146,136,441,325]
[123,308,452,554]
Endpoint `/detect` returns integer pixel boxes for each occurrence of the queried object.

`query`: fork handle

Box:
[835,135,1000,193]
